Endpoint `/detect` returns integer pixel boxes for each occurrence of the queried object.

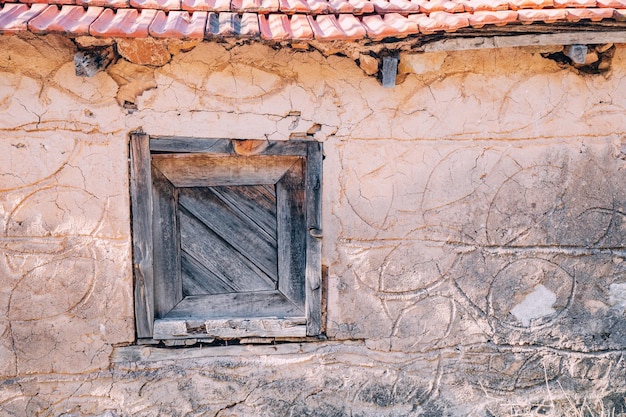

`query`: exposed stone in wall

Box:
[116,38,172,67]
[3,33,626,415]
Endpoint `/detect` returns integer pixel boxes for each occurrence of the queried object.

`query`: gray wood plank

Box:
[204,318,306,338]
[152,154,300,187]
[181,252,237,295]
[179,208,275,292]
[151,166,183,319]
[210,185,277,242]
[261,141,308,157]
[276,161,307,310]
[112,341,343,363]
[149,137,232,154]
[179,187,278,282]
[149,136,309,157]
[305,142,323,336]
[164,291,304,320]
[129,132,155,338]
[112,341,341,363]
[419,31,626,53]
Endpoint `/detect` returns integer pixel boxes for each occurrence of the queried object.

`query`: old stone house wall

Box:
[2,33,626,416]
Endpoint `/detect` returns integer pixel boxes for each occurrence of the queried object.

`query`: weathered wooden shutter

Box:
[178,185,279,296]
[130,135,322,341]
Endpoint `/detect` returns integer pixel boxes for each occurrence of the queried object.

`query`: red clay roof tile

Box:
[181,0,230,11]
[347,0,376,12]
[206,11,239,36]
[28,4,102,34]
[430,10,470,28]
[239,12,260,35]
[517,7,567,22]
[326,0,357,13]
[372,0,421,14]
[76,0,129,8]
[362,12,417,38]
[3,0,626,42]
[231,0,280,13]
[508,0,553,9]
[468,9,517,26]
[130,0,181,10]
[149,9,205,37]
[279,0,329,14]
[0,3,46,32]
[259,13,289,39]
[597,0,626,7]
[553,0,595,7]
[566,6,612,19]
[463,0,510,11]
[308,14,363,39]
[90,7,157,36]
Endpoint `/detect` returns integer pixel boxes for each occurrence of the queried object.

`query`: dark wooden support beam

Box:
[419,30,626,53]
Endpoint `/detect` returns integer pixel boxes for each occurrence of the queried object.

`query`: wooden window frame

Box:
[130,133,322,341]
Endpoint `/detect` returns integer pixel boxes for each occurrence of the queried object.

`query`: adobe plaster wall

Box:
[2,33,626,415]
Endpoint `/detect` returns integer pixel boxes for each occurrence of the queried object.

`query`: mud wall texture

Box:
[2,33,626,416]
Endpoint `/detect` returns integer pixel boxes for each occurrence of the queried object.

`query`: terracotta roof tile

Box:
[597,0,626,7]
[206,11,238,36]
[279,0,329,14]
[231,0,280,13]
[90,7,157,36]
[0,3,46,33]
[20,0,76,4]
[239,12,260,35]
[346,0,376,12]
[181,0,230,11]
[3,0,626,42]
[463,0,510,11]
[553,0,595,7]
[287,12,312,37]
[259,13,312,39]
[517,7,567,21]
[418,0,465,13]
[566,6,613,19]
[362,12,417,38]
[508,0,553,9]
[468,9,517,25]
[372,0,421,14]
[410,9,469,31]
[28,4,102,34]
[76,0,129,8]
[130,0,181,10]
[326,0,358,13]
[308,13,365,39]
[149,9,205,37]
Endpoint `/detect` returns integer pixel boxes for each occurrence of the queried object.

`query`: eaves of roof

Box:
[1,0,626,42]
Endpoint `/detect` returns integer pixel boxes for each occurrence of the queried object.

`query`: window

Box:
[129,133,322,341]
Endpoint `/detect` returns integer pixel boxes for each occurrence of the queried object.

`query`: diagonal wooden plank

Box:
[209,185,277,242]
[179,207,276,292]
[181,250,237,296]
[179,187,278,282]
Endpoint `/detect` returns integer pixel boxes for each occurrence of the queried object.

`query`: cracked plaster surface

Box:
[3,33,626,415]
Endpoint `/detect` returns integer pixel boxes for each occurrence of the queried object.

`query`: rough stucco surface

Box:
[2,33,626,415]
